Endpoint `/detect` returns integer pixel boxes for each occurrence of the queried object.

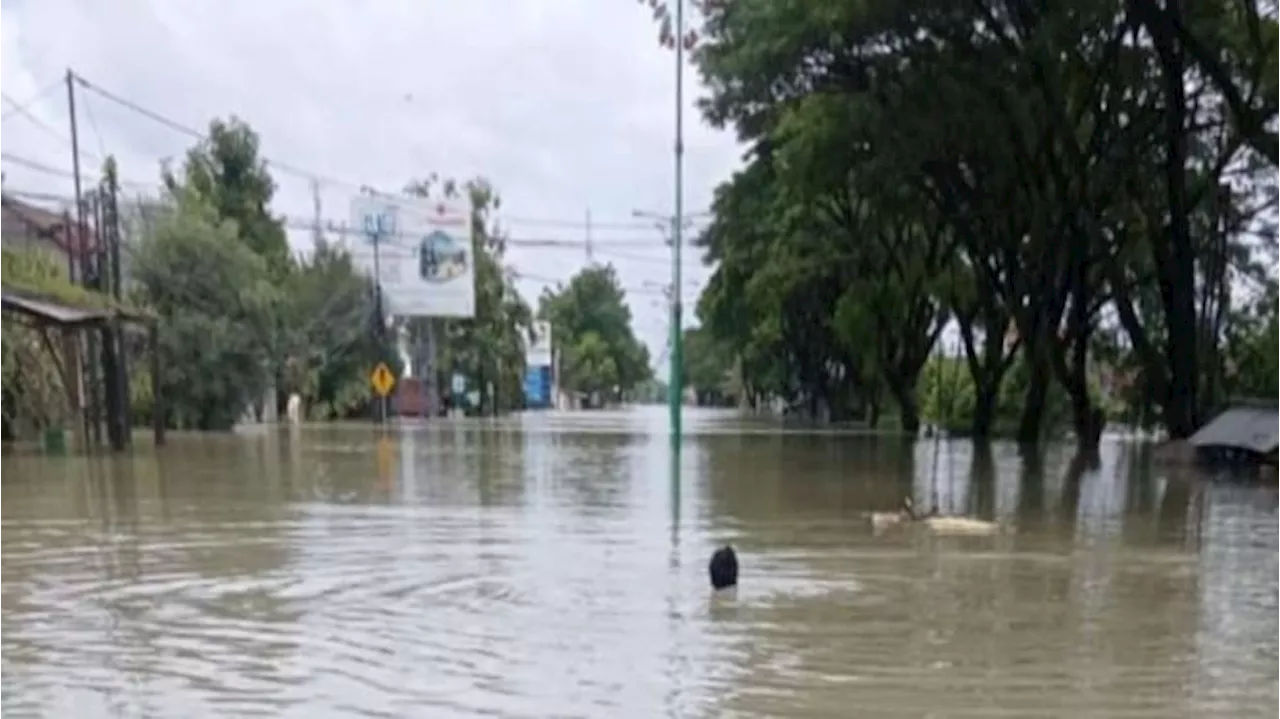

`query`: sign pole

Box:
[371,362,397,423]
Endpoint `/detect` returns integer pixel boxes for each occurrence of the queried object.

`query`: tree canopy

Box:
[639,0,1277,447]
[127,118,401,429]
[539,264,652,399]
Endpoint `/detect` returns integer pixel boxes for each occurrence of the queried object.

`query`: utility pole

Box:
[671,0,687,443]
[66,68,97,448]
[311,178,323,246]
[585,208,594,264]
[66,70,85,265]
[104,162,130,449]
[633,207,701,440]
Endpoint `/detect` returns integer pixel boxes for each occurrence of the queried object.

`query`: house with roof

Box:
[1,193,77,262]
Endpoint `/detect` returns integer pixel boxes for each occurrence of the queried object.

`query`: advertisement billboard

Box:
[348,195,475,318]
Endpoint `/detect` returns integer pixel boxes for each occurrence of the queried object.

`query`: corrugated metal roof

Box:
[0,291,112,326]
[1189,405,1279,455]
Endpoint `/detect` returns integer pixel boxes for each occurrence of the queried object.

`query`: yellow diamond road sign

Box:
[370,362,396,397]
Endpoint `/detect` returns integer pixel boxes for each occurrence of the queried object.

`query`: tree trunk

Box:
[1154,0,1201,439]
[1017,355,1050,445]
[890,379,920,435]
[1069,394,1105,454]
[971,379,999,439]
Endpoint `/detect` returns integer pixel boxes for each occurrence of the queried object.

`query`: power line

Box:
[72,71,371,192]
[275,216,677,250]
[1,182,714,288]
[0,182,696,258]
[496,213,692,231]
[81,92,110,162]
[509,270,679,297]
[1,152,78,180]
[2,92,101,164]
[0,152,155,190]
[0,80,62,121]
[68,70,709,232]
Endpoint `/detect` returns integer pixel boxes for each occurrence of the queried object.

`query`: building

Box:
[2,193,75,258]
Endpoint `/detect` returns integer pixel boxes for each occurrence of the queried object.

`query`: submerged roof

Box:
[1189,403,1279,455]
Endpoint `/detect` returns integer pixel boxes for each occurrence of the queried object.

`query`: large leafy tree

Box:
[638,0,1277,448]
[130,193,278,430]
[277,239,389,419]
[162,117,291,277]
[682,325,735,405]
[539,264,652,399]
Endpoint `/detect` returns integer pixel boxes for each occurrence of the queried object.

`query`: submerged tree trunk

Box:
[889,377,920,435]
[1017,353,1051,445]
[971,383,999,439]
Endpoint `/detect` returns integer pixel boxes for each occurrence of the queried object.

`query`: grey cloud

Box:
[1,0,739,370]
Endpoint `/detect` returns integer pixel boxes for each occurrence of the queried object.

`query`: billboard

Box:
[525,321,553,368]
[523,365,552,409]
[348,195,475,318]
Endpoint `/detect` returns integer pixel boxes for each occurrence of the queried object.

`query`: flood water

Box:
[2,407,1277,718]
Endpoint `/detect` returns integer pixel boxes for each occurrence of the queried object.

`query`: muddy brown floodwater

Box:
[2,407,1277,718]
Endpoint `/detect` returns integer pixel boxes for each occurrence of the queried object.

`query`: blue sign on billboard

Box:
[524,365,552,409]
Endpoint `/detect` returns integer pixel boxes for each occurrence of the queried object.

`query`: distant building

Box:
[1,193,74,259]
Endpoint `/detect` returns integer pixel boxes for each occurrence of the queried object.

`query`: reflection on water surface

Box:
[3,408,1276,717]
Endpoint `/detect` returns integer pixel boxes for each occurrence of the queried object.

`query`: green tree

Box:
[162,117,291,277]
[539,264,651,400]
[277,239,391,419]
[640,0,1276,447]
[682,325,734,405]
[564,331,620,397]
[0,247,111,437]
[130,193,279,430]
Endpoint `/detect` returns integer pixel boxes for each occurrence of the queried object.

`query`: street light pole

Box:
[671,0,686,443]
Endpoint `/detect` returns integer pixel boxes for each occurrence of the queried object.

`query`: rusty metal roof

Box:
[1189,404,1279,455]
[1,291,110,326]
[0,290,151,327]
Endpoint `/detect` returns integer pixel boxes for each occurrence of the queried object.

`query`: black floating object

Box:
[709,545,738,590]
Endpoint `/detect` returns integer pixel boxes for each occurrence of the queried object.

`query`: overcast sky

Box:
[1,0,742,376]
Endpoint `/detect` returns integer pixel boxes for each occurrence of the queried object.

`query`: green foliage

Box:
[564,331,619,396]
[539,264,651,399]
[644,0,1277,445]
[1221,280,1279,401]
[1,248,82,435]
[130,195,279,430]
[918,353,1072,439]
[5,119,540,436]
[162,117,291,277]
[1,247,123,310]
[278,239,390,420]
[682,325,735,405]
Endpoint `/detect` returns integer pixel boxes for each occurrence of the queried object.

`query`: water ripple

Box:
[3,416,1276,717]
